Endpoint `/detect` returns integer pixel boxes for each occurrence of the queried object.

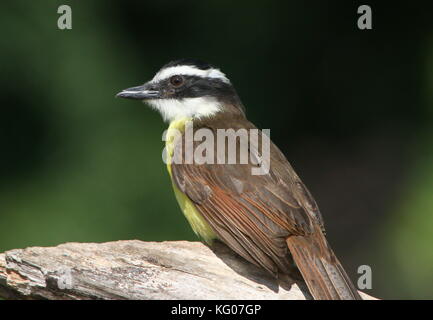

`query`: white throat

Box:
[146,97,222,122]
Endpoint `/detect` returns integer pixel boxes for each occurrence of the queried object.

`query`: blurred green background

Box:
[1,1,432,299]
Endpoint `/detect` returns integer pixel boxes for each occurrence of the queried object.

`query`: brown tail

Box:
[286,232,362,300]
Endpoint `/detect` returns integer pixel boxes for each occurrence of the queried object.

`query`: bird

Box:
[116,59,362,300]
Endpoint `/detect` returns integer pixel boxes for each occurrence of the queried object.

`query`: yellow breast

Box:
[165,117,216,243]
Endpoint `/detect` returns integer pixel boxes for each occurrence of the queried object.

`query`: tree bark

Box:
[0,240,374,300]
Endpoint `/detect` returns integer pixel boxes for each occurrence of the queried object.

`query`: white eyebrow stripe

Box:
[152,65,230,83]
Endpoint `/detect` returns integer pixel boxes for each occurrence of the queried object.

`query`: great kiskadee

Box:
[117,59,361,300]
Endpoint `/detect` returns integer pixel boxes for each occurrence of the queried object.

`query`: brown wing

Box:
[170,118,324,275]
[170,116,362,299]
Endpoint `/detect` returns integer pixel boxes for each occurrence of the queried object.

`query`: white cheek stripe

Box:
[146,97,222,123]
[152,65,230,84]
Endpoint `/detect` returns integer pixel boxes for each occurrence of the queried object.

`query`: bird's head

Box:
[116,59,244,122]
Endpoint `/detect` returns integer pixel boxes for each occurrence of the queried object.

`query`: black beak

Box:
[116,83,160,100]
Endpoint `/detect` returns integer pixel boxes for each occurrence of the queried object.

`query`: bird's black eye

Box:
[170,75,184,87]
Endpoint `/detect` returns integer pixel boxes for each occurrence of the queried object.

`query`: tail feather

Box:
[286,234,362,300]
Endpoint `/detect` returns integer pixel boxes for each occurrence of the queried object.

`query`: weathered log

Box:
[0,240,374,300]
